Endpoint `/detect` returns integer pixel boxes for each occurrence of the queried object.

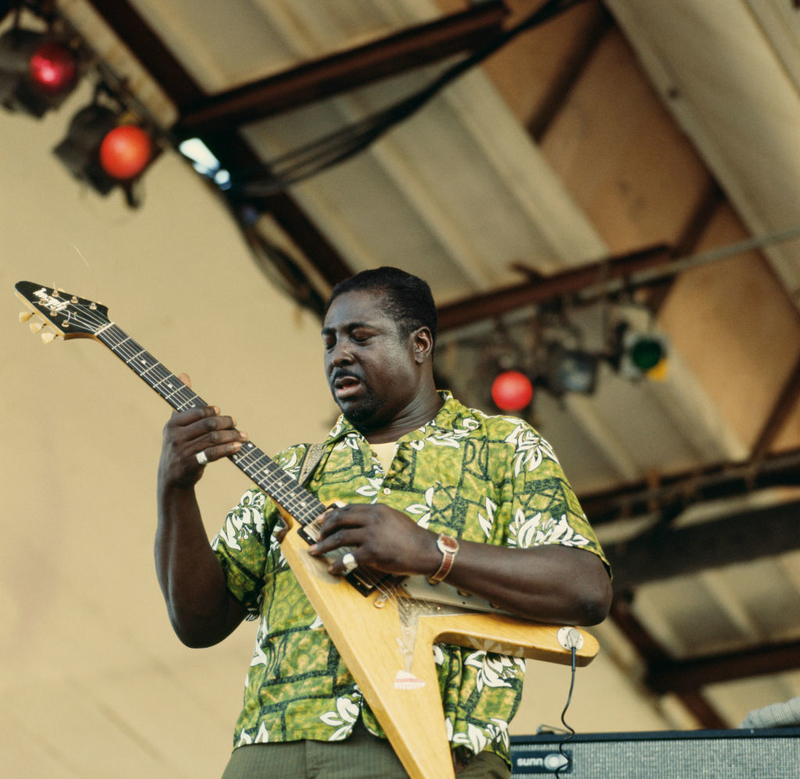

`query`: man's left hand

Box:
[308,504,440,577]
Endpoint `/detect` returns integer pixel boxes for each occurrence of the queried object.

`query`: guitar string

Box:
[44,298,430,608]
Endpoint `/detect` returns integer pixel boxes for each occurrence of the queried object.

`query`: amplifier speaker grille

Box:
[510,727,800,777]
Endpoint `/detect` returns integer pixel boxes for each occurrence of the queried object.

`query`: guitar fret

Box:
[93,325,326,527]
[99,327,207,412]
[236,444,325,522]
[123,347,147,365]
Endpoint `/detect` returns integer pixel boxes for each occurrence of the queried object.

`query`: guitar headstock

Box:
[15,281,110,342]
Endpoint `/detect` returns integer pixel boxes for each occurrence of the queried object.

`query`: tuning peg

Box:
[29,321,43,333]
[41,332,57,344]
[19,311,33,323]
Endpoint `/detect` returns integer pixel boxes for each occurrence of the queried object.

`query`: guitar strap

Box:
[298,441,328,486]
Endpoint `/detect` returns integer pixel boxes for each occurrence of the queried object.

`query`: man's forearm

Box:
[155,484,244,647]
[433,542,611,626]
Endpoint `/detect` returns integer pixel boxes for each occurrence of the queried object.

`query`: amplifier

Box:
[510,727,800,777]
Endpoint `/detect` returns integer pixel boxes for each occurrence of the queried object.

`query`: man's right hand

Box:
[155,373,248,648]
[158,373,248,490]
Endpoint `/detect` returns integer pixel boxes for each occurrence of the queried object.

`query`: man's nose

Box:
[329,341,353,366]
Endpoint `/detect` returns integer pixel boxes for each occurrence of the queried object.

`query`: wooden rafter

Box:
[750,350,800,460]
[528,2,614,141]
[647,640,800,694]
[177,2,508,135]
[437,243,674,331]
[579,445,800,525]
[605,498,800,588]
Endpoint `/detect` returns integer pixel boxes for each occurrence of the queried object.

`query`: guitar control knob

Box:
[41,332,56,344]
[19,311,33,323]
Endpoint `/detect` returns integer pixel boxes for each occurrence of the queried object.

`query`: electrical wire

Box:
[241,0,588,196]
[555,645,578,777]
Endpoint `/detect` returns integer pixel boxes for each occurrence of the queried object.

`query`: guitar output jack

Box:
[557,626,584,651]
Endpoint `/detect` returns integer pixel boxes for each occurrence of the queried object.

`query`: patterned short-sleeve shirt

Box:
[212,392,608,767]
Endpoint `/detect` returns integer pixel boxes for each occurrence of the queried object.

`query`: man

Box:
[156,267,612,778]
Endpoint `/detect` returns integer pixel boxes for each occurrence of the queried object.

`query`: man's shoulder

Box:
[440,393,538,439]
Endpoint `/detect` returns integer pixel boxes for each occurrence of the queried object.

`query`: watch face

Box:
[438,534,459,553]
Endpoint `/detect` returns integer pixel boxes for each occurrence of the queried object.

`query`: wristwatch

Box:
[429,533,459,583]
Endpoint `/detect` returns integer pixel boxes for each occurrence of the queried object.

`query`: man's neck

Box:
[362,389,444,444]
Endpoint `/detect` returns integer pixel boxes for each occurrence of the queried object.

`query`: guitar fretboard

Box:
[97,323,327,527]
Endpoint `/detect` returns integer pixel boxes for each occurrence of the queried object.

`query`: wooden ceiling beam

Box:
[605,498,800,589]
[580,445,800,525]
[644,179,725,313]
[83,0,203,107]
[610,598,728,728]
[437,243,673,331]
[528,2,614,142]
[646,639,800,694]
[749,349,800,460]
[177,2,508,135]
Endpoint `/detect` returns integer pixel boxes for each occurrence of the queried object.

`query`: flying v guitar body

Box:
[281,515,597,779]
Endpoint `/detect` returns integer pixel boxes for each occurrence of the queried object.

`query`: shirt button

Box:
[383,487,391,495]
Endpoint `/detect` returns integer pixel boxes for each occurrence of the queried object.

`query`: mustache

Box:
[330,369,363,385]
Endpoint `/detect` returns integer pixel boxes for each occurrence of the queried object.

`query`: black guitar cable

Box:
[554,643,577,777]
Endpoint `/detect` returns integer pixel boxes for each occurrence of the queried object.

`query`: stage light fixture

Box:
[0,28,80,117]
[539,343,599,396]
[491,370,533,412]
[53,102,155,205]
[99,124,153,180]
[178,137,232,190]
[613,324,669,380]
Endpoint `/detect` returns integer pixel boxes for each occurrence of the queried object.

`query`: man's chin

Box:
[338,399,379,428]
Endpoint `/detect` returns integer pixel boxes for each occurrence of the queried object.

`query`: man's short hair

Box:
[326,266,438,346]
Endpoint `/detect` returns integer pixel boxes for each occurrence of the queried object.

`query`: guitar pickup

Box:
[297,519,322,546]
[297,500,345,546]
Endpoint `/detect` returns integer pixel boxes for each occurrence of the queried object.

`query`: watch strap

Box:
[429,533,459,583]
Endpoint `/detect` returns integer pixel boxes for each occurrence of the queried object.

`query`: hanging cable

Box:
[555,644,578,777]
[241,0,588,196]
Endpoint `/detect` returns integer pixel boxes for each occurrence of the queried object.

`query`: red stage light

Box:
[29,42,77,93]
[491,370,533,412]
[99,125,152,180]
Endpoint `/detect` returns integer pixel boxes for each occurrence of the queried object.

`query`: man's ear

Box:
[411,327,434,364]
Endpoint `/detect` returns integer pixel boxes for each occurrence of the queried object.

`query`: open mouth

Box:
[333,375,362,399]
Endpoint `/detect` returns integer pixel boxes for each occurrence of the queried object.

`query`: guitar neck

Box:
[96,323,326,527]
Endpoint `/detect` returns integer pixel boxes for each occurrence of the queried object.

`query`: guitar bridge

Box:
[344,569,379,596]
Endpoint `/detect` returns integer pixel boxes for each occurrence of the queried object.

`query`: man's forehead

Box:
[322,289,393,330]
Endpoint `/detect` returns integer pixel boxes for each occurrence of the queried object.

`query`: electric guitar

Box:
[15,280,598,779]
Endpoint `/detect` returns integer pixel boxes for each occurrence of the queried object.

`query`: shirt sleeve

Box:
[211,444,309,618]
[502,420,610,572]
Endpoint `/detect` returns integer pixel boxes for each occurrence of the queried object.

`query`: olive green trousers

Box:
[221,720,510,778]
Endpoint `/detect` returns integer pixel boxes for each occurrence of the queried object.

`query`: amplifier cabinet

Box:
[510,727,800,777]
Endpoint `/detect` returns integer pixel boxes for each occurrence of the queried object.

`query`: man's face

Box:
[322,290,421,431]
